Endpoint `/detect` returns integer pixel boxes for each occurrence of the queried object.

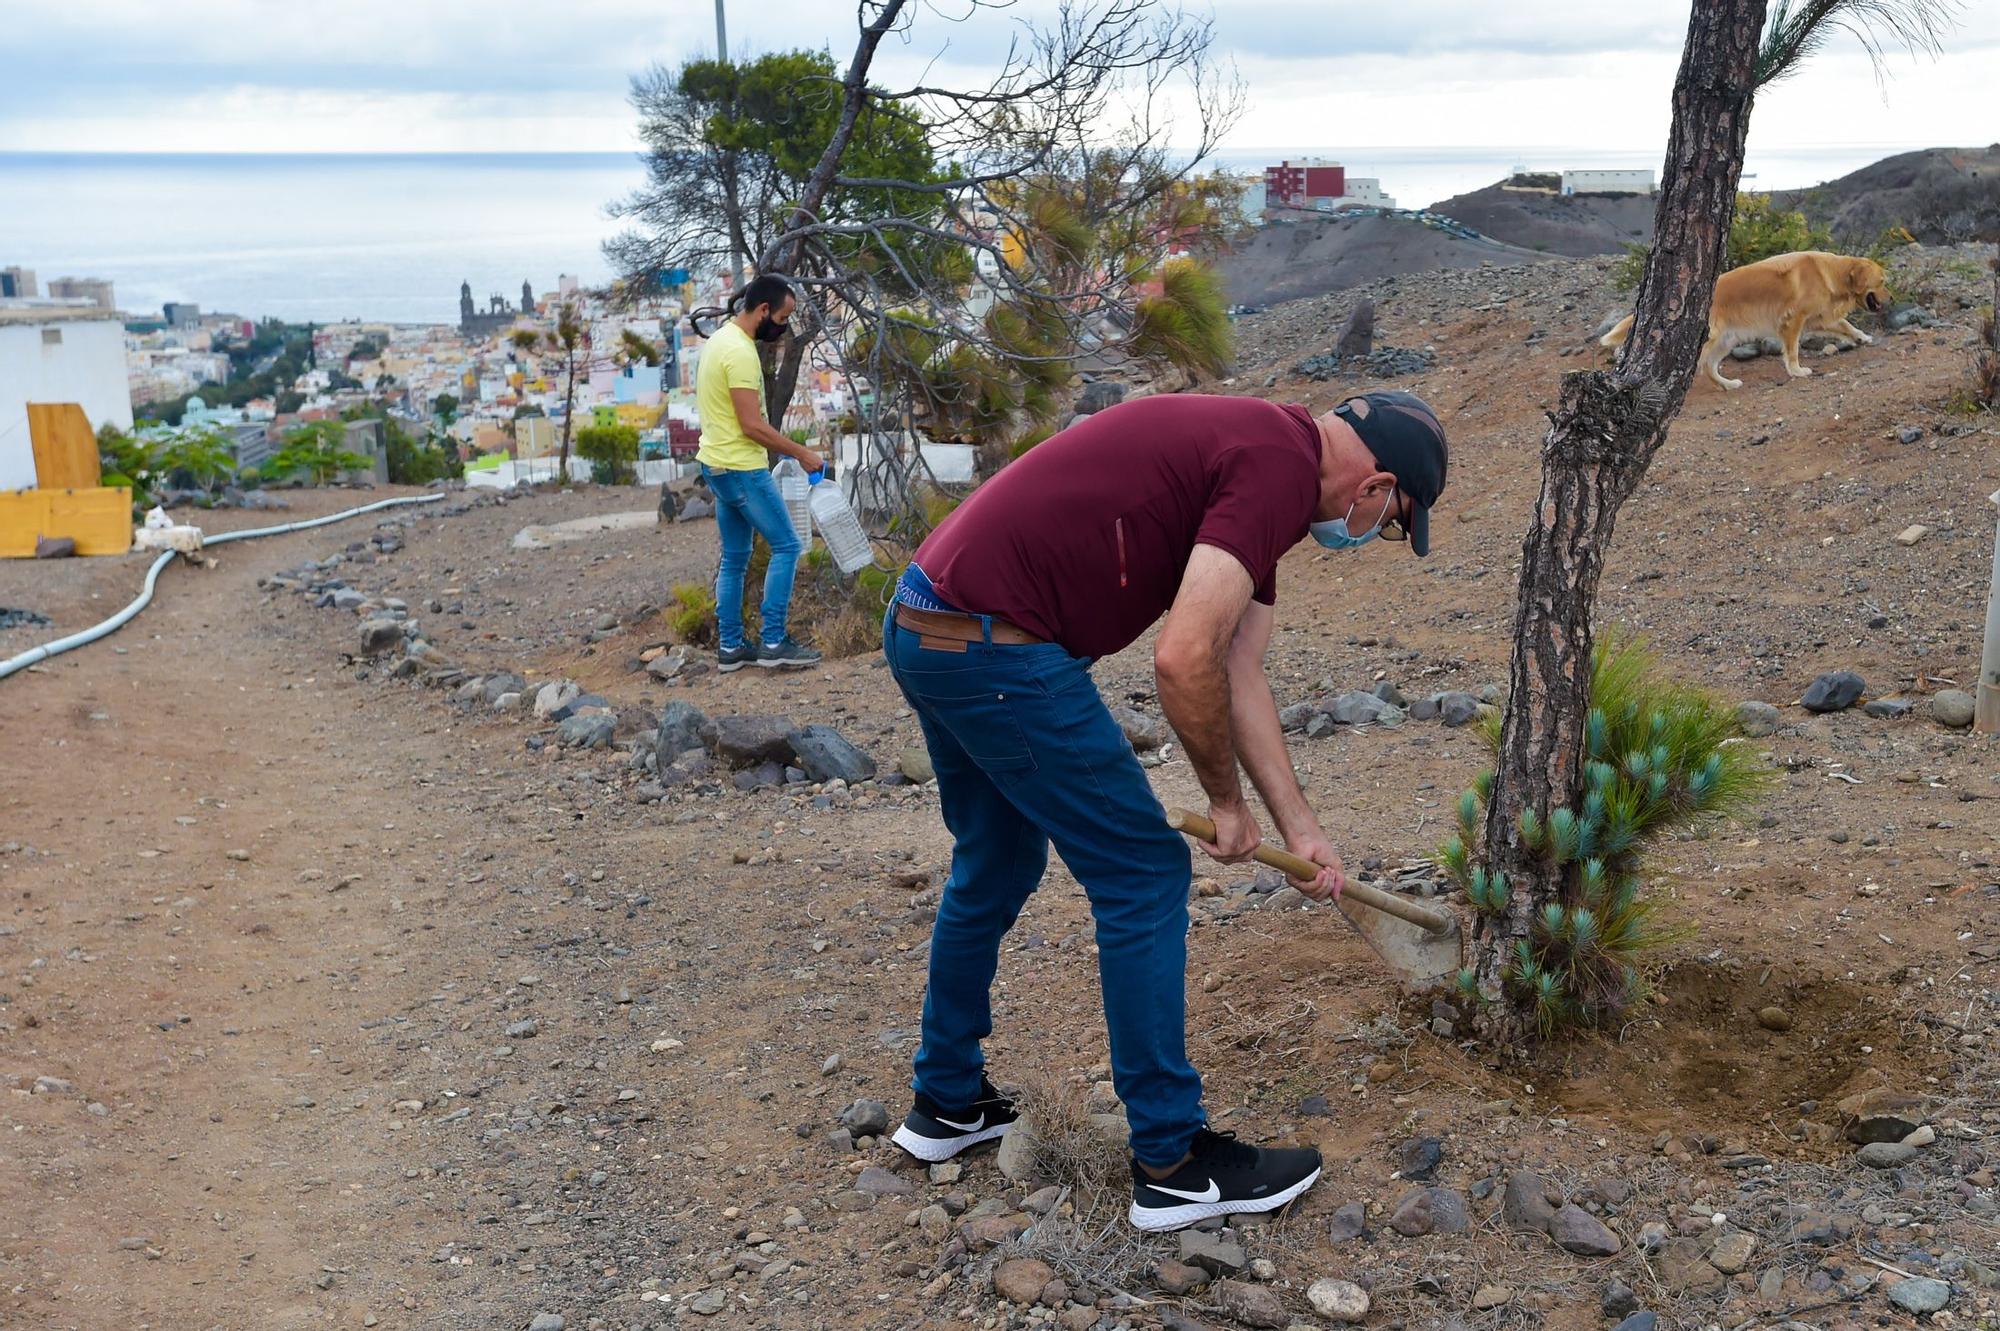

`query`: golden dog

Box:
[1600,250,1891,390]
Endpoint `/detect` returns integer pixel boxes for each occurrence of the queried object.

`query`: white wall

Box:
[0,316,134,490]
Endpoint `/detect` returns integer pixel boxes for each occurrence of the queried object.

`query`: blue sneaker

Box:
[756,637,822,670]
[717,643,756,673]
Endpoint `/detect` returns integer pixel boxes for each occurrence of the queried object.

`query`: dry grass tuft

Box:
[1007,1074,1130,1199]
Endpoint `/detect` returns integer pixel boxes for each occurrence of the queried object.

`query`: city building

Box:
[46,277,116,310]
[1264,159,1345,209]
[458,281,524,338]
[1261,160,1396,213]
[1561,168,1656,196]
[162,301,202,330]
[0,305,134,490]
[2,267,40,299]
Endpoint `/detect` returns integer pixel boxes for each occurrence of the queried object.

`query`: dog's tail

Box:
[1599,314,1635,349]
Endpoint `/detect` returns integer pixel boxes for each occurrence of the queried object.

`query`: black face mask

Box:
[754,315,789,343]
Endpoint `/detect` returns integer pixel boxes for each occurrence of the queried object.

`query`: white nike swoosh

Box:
[1147,1178,1221,1203]
[935,1113,985,1132]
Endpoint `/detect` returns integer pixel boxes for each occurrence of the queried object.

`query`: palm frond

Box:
[1756,0,1957,90]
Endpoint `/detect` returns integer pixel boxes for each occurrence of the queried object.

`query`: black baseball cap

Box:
[1334,391,1448,556]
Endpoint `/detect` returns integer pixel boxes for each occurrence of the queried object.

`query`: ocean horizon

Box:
[1,143,1940,325]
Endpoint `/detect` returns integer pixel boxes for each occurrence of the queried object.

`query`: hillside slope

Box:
[1216,211,1555,307]
[1426,182,1656,256]
[1772,145,2000,244]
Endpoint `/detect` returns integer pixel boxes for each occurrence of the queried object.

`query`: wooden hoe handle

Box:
[1165,807,1454,936]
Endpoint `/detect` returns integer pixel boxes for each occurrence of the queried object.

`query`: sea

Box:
[0,144,1934,326]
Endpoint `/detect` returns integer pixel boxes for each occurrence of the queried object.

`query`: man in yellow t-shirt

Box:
[693,273,827,671]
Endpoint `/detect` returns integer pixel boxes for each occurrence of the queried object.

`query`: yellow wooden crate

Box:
[0,487,133,557]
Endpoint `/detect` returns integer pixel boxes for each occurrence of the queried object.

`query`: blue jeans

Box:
[883,608,1203,1167]
[701,463,803,649]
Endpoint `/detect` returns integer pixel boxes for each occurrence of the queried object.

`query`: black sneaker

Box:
[1128,1128,1322,1232]
[717,643,756,673]
[891,1076,1019,1162]
[756,637,822,670]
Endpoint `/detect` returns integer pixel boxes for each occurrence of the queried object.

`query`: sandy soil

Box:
[2,247,1997,1331]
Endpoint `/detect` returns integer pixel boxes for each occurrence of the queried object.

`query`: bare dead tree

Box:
[608,0,1243,529]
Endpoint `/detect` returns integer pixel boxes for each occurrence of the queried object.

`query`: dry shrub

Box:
[1005,1074,1129,1200]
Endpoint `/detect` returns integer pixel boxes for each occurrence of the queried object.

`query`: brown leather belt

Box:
[894,603,1045,650]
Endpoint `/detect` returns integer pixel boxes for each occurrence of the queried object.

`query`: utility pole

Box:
[716,0,746,290]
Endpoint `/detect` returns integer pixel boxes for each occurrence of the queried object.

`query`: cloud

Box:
[0,0,1993,154]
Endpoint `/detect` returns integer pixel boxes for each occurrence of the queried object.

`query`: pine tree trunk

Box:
[1474,0,1769,1044]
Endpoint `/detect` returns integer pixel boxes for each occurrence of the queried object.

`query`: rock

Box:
[529,1314,566,1331]
[1931,689,1976,728]
[1211,1280,1287,1329]
[1737,700,1782,737]
[533,680,581,719]
[482,673,528,705]
[1887,1276,1951,1314]
[1709,1229,1756,1274]
[993,1257,1055,1304]
[1436,692,1482,727]
[1075,380,1127,415]
[1022,1185,1063,1215]
[839,1099,890,1136]
[1838,1088,1928,1144]
[646,644,692,680]
[558,713,615,749]
[1154,1260,1210,1295]
[786,725,877,784]
[688,1287,727,1316]
[1473,1284,1514,1310]
[1550,1203,1622,1256]
[1757,1006,1793,1031]
[1328,1201,1369,1243]
[917,1203,951,1241]
[1408,695,1440,721]
[1306,1278,1370,1323]
[1601,1278,1638,1317]
[927,1161,960,1186]
[1901,1124,1936,1147]
[1111,705,1169,752]
[1801,671,1865,713]
[1503,1171,1558,1233]
[1396,1136,1444,1181]
[897,746,936,783]
[1178,1229,1246,1275]
[1389,1187,1469,1236]
[1369,679,1408,708]
[1856,1141,1918,1169]
[1611,1315,1657,1331]
[1322,691,1403,726]
[505,1019,539,1039]
[1894,524,1930,547]
[959,1213,1032,1248]
[855,1166,914,1197]
[1335,298,1376,360]
[32,1075,74,1095]
[1277,701,1316,733]
[731,760,784,792]
[656,699,712,755]
[1658,1239,1725,1294]
[711,714,797,767]
[357,618,404,654]
[1864,697,1912,719]
[1304,712,1336,739]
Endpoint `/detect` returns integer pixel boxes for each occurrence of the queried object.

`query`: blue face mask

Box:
[1310,491,1393,550]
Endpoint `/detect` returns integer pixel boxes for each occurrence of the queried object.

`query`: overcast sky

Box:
[2,0,1993,157]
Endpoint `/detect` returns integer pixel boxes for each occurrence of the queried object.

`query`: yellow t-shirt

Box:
[695,321,769,471]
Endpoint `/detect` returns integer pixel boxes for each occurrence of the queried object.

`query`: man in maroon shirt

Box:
[882,390,1448,1230]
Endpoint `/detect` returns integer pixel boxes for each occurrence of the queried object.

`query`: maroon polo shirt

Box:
[916,394,1323,659]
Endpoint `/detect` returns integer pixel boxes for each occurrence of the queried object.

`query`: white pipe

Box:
[1978,485,2000,734]
[0,493,444,682]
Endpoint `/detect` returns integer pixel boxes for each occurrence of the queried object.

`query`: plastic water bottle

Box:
[807,470,873,574]
[773,457,812,543]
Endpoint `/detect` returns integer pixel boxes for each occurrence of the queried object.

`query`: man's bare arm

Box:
[1155,544,1259,860]
[1226,600,1345,900]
